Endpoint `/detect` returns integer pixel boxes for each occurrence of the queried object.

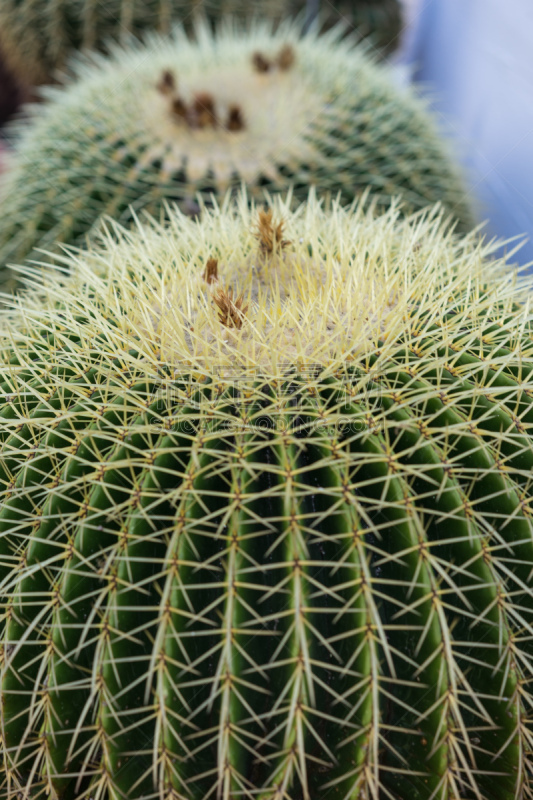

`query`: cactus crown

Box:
[7,193,458,372]
[2,196,533,800]
[140,37,308,188]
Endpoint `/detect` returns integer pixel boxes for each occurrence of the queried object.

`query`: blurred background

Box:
[1,0,532,270]
[397,0,533,270]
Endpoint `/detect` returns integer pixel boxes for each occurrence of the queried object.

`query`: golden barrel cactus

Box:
[0,194,531,799]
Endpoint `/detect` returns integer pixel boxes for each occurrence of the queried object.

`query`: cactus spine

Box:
[0,194,532,799]
[0,21,472,291]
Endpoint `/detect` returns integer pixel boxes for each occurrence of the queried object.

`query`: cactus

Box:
[300,0,403,55]
[0,0,287,86]
[0,193,532,800]
[337,0,403,53]
[0,143,10,180]
[0,21,472,292]
[0,46,23,128]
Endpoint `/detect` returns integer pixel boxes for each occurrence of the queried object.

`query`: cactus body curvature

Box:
[0,194,532,799]
[0,21,472,291]
[0,0,287,85]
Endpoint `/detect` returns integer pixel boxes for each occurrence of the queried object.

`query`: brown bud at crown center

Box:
[191,92,218,129]
[227,104,245,132]
[157,69,176,95]
[203,258,219,284]
[252,52,272,73]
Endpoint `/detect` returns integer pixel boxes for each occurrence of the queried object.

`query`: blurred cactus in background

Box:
[300,0,403,54]
[0,45,23,128]
[0,145,8,178]
[0,0,403,89]
[0,0,287,85]
[0,21,472,291]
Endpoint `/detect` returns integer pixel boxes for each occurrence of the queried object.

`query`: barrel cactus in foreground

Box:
[1,193,532,800]
[0,20,472,291]
[0,0,287,85]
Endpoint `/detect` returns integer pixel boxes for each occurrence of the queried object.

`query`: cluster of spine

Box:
[0,197,532,800]
[0,22,472,291]
[0,0,287,85]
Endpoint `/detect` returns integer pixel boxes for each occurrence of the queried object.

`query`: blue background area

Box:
[402,0,533,272]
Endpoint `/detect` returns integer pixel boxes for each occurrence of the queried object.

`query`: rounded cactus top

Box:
[0,22,473,290]
[4,193,524,378]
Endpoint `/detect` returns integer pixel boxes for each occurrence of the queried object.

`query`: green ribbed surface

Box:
[0,0,287,84]
[0,0,403,88]
[1,195,532,799]
[297,0,403,54]
[335,0,402,53]
[1,325,533,799]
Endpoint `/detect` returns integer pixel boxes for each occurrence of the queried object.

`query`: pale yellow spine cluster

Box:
[1,192,526,386]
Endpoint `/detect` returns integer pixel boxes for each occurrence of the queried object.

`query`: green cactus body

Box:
[0,0,287,85]
[1,195,532,800]
[0,22,472,292]
[0,47,23,128]
[298,0,403,55]
[345,0,403,53]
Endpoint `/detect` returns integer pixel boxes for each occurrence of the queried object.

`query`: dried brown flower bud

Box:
[192,92,218,129]
[255,209,291,254]
[252,52,272,73]
[226,104,245,132]
[277,45,296,71]
[156,69,176,95]
[203,257,219,284]
[213,286,248,330]
[172,96,188,120]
